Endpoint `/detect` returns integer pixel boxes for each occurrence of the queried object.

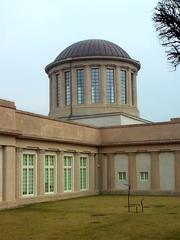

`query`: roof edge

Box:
[45,56,141,74]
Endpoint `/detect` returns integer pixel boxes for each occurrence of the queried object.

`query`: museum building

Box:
[0,39,180,209]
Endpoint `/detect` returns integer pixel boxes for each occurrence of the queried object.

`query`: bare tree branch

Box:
[153,0,180,69]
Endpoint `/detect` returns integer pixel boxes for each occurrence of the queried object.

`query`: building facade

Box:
[0,40,180,210]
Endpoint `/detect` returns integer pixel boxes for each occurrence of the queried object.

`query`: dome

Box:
[55,39,131,61]
[45,39,140,73]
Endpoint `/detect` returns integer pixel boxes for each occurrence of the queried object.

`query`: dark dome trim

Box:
[45,56,141,74]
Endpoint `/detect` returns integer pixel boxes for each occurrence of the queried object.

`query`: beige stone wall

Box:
[114,154,128,190]
[0,100,180,209]
[136,153,151,191]
[159,152,175,191]
[0,146,2,202]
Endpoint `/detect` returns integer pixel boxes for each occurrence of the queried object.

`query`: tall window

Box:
[131,72,134,105]
[106,69,115,103]
[22,154,35,196]
[80,157,88,190]
[64,156,73,192]
[121,70,127,104]
[44,155,56,193]
[77,69,85,104]
[65,71,71,105]
[91,68,100,103]
[56,74,60,107]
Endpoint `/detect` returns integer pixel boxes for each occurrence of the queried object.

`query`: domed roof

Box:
[45,39,140,73]
[55,39,131,61]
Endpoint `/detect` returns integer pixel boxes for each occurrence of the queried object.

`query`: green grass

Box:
[0,195,180,240]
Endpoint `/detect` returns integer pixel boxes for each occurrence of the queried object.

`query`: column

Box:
[133,73,138,107]
[101,154,108,192]
[16,148,23,199]
[85,66,91,104]
[49,74,53,113]
[51,73,57,112]
[151,152,160,190]
[37,150,45,196]
[3,146,16,202]
[100,65,106,104]
[107,153,115,191]
[115,66,120,104]
[94,153,100,191]
[71,67,77,107]
[74,153,80,192]
[175,150,180,191]
[57,151,64,194]
[127,69,132,106]
[0,146,3,202]
[128,153,137,190]
[60,69,65,108]
[89,154,95,191]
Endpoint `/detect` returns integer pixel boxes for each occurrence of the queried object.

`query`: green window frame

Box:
[64,156,73,192]
[80,157,88,190]
[44,155,56,193]
[22,153,35,196]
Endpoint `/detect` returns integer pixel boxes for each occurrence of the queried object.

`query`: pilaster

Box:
[128,152,137,190]
[57,151,64,194]
[151,152,160,190]
[107,153,115,191]
[3,146,16,202]
[100,65,106,104]
[16,148,23,199]
[37,150,45,196]
[89,153,95,191]
[74,152,80,192]
[175,150,180,191]
[85,65,91,104]
[115,66,120,104]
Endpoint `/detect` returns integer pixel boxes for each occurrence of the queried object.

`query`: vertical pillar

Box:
[127,69,132,106]
[89,154,95,191]
[85,65,91,104]
[51,73,57,112]
[71,67,77,107]
[107,153,115,191]
[3,146,16,202]
[94,153,100,191]
[37,150,45,196]
[74,153,80,192]
[16,148,23,199]
[175,151,180,191]
[128,153,137,190]
[57,151,64,194]
[60,69,65,108]
[49,74,53,113]
[101,154,108,192]
[115,66,120,104]
[0,146,3,202]
[133,73,138,107]
[151,152,160,190]
[100,65,106,104]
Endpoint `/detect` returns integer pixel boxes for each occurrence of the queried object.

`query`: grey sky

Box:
[0,0,179,122]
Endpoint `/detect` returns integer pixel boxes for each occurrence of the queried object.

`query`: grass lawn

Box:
[0,195,180,240]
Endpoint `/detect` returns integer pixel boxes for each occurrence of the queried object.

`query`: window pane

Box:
[121,70,127,104]
[77,69,85,104]
[56,74,60,107]
[91,68,100,103]
[106,69,115,103]
[65,71,71,105]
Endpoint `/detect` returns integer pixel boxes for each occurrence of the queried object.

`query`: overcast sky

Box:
[0,0,179,122]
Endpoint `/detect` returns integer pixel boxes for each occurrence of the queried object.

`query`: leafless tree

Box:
[153,0,180,69]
